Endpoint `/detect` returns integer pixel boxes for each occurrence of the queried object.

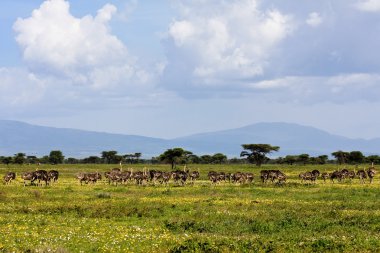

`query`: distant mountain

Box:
[0,120,171,157]
[0,120,379,157]
[172,122,380,156]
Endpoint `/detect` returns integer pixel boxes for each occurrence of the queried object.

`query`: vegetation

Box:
[48,150,65,164]
[240,144,280,166]
[158,148,193,169]
[0,163,379,252]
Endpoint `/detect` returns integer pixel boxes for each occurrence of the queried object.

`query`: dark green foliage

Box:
[49,150,64,164]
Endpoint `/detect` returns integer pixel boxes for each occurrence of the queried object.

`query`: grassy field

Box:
[0,164,379,252]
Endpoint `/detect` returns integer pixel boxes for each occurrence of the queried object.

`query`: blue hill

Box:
[0,120,378,158]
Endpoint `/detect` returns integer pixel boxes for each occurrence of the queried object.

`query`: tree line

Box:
[1,145,379,167]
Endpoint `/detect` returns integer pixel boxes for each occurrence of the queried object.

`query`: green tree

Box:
[134,153,142,163]
[348,151,364,164]
[2,156,13,166]
[200,155,212,164]
[283,155,297,165]
[14,153,26,165]
[49,150,64,164]
[65,157,79,164]
[332,150,349,165]
[317,155,328,165]
[83,156,101,164]
[159,148,193,169]
[366,155,380,164]
[187,154,201,164]
[240,144,280,166]
[124,153,142,164]
[101,151,118,164]
[212,153,227,164]
[298,154,310,165]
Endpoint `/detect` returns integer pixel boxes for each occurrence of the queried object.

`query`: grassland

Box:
[0,164,379,252]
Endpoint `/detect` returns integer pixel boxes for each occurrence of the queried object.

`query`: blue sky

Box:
[1,0,380,139]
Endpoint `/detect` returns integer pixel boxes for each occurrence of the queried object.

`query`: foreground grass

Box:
[0,164,379,252]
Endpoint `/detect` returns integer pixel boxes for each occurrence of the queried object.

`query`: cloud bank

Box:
[1,0,379,117]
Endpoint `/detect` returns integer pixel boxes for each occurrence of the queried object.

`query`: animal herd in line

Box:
[1,166,377,186]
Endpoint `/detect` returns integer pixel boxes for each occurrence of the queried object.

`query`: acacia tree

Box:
[240,144,280,166]
[159,148,192,169]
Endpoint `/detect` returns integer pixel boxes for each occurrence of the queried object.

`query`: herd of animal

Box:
[77,168,200,186]
[1,167,377,186]
[299,167,377,184]
[3,170,59,186]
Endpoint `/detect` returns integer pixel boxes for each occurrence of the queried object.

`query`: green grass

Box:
[0,164,379,252]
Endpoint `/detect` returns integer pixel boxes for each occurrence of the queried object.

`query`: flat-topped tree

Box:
[240,144,280,166]
[159,148,193,170]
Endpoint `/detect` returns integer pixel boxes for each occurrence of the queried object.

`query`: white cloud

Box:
[354,0,380,12]
[247,73,380,104]
[306,12,323,27]
[165,0,294,86]
[0,68,45,107]
[13,0,151,91]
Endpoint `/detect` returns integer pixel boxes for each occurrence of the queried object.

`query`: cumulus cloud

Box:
[354,0,380,12]
[164,0,294,88]
[306,12,323,27]
[13,0,151,91]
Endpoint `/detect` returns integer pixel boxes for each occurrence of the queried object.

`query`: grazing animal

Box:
[161,172,172,186]
[21,171,37,186]
[133,171,148,185]
[346,170,356,182]
[86,172,102,184]
[260,170,269,183]
[268,170,286,184]
[107,170,122,185]
[245,173,254,183]
[367,167,376,183]
[330,171,344,183]
[299,170,320,184]
[48,170,59,183]
[3,172,16,185]
[150,170,163,185]
[34,170,49,186]
[321,172,329,183]
[208,171,219,184]
[172,170,188,186]
[356,170,367,184]
[76,172,88,185]
[189,170,200,185]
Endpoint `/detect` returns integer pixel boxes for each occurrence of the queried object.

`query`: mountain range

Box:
[0,120,379,158]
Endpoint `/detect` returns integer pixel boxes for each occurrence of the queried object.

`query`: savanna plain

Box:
[0,164,379,253]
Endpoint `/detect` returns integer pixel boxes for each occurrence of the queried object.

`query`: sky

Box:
[1,0,380,139]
